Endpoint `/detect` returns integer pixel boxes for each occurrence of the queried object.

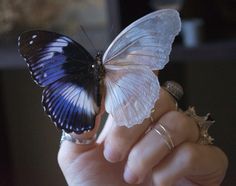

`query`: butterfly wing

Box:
[42,76,99,133]
[19,30,95,87]
[103,9,181,69]
[103,9,181,127]
[105,65,159,127]
[18,30,100,133]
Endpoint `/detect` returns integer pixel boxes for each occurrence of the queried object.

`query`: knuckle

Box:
[161,111,198,142]
[163,111,184,123]
[177,115,193,135]
[179,143,200,166]
[160,111,188,131]
[171,111,190,128]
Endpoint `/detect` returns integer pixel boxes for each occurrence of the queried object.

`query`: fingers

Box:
[123,111,199,184]
[152,143,228,186]
[102,88,177,163]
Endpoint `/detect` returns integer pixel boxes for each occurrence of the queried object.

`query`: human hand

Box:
[58,87,228,186]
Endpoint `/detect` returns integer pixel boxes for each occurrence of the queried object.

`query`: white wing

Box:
[104,65,159,127]
[103,9,181,70]
[103,9,181,127]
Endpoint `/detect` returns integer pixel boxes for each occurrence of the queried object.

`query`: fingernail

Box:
[104,145,121,163]
[124,166,139,184]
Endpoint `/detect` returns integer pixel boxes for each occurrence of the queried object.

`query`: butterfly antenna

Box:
[101,24,115,53]
[80,25,97,54]
[110,24,115,38]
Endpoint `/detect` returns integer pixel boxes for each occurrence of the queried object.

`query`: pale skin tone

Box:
[58,89,228,186]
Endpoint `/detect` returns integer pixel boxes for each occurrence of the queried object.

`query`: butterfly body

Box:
[94,52,105,83]
[18,9,181,134]
[91,52,105,111]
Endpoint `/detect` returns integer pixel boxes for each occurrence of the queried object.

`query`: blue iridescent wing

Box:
[18,30,94,87]
[42,76,99,133]
[18,30,100,133]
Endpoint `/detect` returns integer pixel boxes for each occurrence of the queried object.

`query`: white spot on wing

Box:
[47,37,69,48]
[62,85,98,115]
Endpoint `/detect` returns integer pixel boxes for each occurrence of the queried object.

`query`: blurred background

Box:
[0,0,235,185]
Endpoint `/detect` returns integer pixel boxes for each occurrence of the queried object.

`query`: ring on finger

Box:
[162,81,184,109]
[152,123,174,151]
[184,107,215,145]
[60,130,97,145]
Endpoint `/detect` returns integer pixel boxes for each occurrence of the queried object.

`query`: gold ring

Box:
[162,81,184,110]
[162,81,184,101]
[153,123,174,150]
[184,107,214,145]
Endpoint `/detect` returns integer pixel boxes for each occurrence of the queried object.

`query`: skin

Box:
[58,89,228,186]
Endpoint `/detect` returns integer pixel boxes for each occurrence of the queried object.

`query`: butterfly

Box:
[18,9,181,134]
